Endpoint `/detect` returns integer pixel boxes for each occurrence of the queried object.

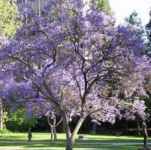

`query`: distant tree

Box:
[97,0,111,14]
[145,10,151,57]
[125,11,144,41]
[46,111,63,142]
[126,11,141,26]
[0,0,19,37]
[6,108,37,142]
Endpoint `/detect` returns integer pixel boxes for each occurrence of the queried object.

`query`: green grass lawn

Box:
[0,132,150,150]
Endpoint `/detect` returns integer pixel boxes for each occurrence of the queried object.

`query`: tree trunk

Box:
[62,112,73,150]
[50,127,54,142]
[28,127,32,142]
[0,99,3,130]
[142,121,148,149]
[66,129,72,150]
[71,117,85,144]
[53,115,57,141]
[53,126,57,141]
[137,120,141,136]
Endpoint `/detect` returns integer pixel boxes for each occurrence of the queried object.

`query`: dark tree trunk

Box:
[66,133,73,150]
[28,127,32,142]
[142,121,148,149]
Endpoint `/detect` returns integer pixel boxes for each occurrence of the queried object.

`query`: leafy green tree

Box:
[6,108,37,141]
[97,0,111,14]
[0,0,19,37]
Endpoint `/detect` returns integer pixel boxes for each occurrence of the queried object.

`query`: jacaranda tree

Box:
[0,0,151,150]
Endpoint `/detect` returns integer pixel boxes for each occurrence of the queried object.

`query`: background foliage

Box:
[0,0,19,37]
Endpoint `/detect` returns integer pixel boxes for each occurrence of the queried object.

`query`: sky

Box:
[109,0,151,25]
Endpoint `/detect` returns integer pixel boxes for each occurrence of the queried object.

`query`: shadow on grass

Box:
[0,133,148,150]
[0,139,143,150]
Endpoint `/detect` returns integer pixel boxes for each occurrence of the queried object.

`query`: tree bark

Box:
[71,117,85,144]
[62,112,73,150]
[65,126,72,150]
[142,121,148,149]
